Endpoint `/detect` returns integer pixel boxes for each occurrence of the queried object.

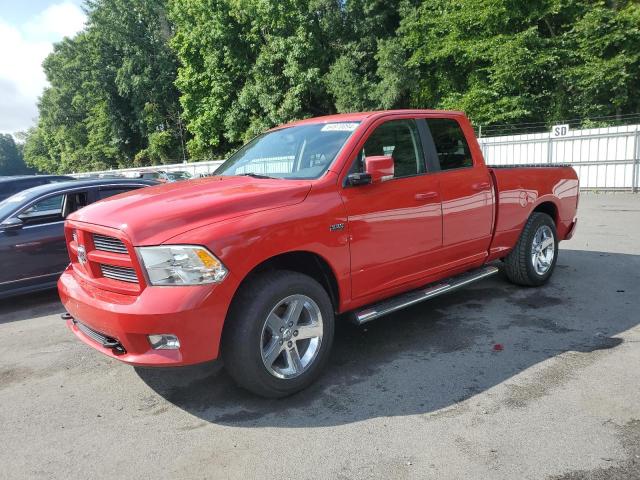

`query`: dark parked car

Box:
[0,175,75,202]
[0,179,157,299]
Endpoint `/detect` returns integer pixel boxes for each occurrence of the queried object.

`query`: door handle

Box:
[414,192,438,201]
[471,182,492,191]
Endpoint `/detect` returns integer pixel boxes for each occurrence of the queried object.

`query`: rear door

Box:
[424,117,494,268]
[340,117,443,300]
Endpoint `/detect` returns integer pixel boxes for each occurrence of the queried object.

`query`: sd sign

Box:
[551,124,570,138]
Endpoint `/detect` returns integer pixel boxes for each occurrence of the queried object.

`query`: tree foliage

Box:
[170,0,640,157]
[24,0,640,171]
[393,0,640,125]
[169,0,344,157]
[563,1,640,118]
[0,134,31,176]
[24,0,186,173]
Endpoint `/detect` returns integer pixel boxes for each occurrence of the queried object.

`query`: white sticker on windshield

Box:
[321,123,359,132]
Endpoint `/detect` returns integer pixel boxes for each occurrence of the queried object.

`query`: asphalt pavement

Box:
[1,193,639,479]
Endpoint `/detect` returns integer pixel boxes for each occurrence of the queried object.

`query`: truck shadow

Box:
[0,290,63,324]
[136,249,638,428]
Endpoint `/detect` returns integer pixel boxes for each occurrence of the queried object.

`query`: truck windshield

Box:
[215,122,360,180]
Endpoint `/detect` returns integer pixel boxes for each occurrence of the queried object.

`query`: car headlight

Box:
[136,245,228,286]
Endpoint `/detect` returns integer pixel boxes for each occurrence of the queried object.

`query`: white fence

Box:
[478,124,640,191]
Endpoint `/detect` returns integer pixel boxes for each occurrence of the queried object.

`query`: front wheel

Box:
[504,212,558,286]
[222,270,335,398]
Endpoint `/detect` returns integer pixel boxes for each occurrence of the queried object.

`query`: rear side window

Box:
[62,192,89,217]
[427,119,473,171]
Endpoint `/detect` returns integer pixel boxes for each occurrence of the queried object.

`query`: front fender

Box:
[164,185,352,310]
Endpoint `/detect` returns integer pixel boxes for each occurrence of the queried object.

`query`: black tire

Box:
[222,270,335,398]
[503,212,558,286]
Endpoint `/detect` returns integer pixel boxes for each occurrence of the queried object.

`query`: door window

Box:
[18,194,64,224]
[352,119,425,178]
[17,191,88,225]
[427,119,473,170]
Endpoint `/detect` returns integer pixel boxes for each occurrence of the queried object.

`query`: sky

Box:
[0,0,87,134]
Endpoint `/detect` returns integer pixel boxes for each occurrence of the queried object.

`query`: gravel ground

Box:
[1,193,639,480]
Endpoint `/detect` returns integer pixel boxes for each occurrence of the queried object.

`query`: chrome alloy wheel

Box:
[531,225,555,275]
[260,294,324,379]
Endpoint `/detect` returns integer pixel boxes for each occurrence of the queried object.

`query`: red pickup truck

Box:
[59,110,578,397]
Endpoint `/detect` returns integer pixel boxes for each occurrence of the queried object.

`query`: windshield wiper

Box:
[237,173,277,179]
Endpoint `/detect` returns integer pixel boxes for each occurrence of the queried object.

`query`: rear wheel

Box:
[504,212,558,286]
[222,270,334,398]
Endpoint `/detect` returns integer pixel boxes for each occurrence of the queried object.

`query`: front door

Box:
[340,118,443,300]
[0,190,89,290]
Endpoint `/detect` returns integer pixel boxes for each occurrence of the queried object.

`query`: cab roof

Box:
[275,109,465,129]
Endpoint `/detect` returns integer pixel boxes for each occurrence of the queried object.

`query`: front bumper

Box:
[58,266,237,366]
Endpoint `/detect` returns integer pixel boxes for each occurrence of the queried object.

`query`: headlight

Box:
[137,245,228,286]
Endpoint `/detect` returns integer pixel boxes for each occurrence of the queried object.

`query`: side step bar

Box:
[352,265,500,325]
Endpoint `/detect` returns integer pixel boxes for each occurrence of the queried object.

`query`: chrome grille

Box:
[93,233,128,254]
[100,264,138,283]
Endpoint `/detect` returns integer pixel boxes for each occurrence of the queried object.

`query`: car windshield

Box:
[215,122,360,180]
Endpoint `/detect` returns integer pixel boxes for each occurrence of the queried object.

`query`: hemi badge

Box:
[330,223,345,232]
[77,245,88,264]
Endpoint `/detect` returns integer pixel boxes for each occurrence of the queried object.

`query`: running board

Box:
[352,265,500,325]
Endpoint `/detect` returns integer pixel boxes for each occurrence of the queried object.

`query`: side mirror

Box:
[365,155,394,183]
[0,217,24,231]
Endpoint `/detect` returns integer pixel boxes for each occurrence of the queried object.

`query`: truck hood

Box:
[70,176,312,245]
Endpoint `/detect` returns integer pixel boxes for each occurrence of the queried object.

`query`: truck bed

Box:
[487,165,579,258]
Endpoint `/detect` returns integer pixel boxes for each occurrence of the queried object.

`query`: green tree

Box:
[24,0,186,174]
[25,0,640,170]
[388,0,640,127]
[324,0,404,112]
[563,1,640,119]
[170,0,344,157]
[0,134,31,175]
[32,32,122,173]
[169,0,253,158]
[393,0,569,125]
[87,0,187,164]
